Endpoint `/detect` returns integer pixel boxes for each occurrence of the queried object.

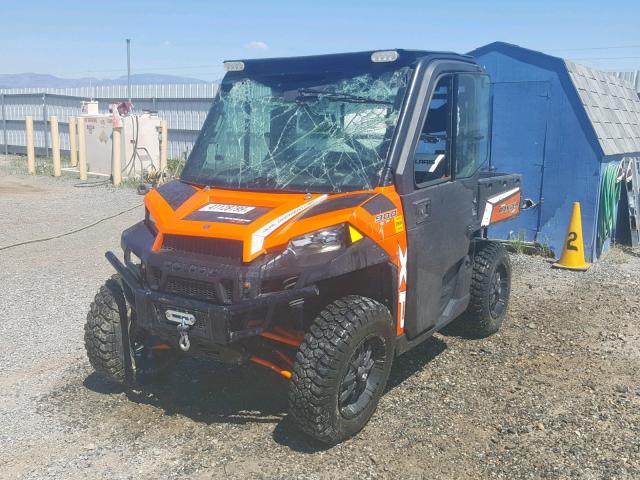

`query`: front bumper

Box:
[106,251,318,346]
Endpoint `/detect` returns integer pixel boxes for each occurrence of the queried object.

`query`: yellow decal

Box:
[348,225,364,243]
[394,215,405,233]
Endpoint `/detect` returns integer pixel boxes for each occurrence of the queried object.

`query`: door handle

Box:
[415,198,431,224]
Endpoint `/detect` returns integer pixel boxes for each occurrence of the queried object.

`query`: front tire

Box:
[288,296,395,444]
[84,274,179,385]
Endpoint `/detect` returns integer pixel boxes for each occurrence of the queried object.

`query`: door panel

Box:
[400,73,483,338]
[391,60,486,339]
[402,179,475,337]
[488,81,550,241]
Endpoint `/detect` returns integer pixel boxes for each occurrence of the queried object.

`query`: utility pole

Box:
[126,38,131,103]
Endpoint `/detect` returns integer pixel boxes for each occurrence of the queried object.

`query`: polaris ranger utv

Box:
[85,49,522,444]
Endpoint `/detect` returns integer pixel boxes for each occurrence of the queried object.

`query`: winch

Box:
[164,309,196,351]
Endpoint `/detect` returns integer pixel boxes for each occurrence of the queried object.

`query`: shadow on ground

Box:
[439,316,486,339]
[83,336,448,452]
[84,357,288,425]
[619,246,640,259]
[272,335,449,453]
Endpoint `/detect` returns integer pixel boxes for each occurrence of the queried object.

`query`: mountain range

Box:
[0,73,208,89]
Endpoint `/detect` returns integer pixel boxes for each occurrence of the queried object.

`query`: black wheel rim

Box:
[339,335,387,419]
[489,263,509,318]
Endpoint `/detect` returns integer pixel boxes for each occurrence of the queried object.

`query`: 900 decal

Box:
[375,209,397,223]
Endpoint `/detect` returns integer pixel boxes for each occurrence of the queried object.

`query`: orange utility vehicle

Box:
[85,49,522,444]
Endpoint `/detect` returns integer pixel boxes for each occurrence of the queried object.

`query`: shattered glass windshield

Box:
[181,65,411,193]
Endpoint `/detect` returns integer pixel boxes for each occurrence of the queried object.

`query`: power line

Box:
[548,44,640,52]
[46,64,225,78]
[571,56,640,61]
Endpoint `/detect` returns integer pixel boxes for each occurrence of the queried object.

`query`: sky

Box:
[2,0,640,81]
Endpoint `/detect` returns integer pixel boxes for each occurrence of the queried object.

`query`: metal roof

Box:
[0,83,219,98]
[566,61,640,156]
[615,71,640,93]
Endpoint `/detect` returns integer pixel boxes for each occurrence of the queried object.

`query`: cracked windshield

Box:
[181,66,411,193]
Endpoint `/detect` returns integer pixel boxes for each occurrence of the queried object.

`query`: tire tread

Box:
[84,275,128,383]
[289,295,392,444]
[461,241,511,337]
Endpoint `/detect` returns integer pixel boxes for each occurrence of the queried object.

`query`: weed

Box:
[166,158,185,179]
[508,229,528,254]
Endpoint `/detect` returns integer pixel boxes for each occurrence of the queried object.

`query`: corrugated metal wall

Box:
[0,83,218,159]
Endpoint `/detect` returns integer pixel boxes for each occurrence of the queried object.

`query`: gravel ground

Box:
[1,169,639,479]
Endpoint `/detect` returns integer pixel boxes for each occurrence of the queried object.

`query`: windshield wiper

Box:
[244,175,278,188]
[296,88,392,106]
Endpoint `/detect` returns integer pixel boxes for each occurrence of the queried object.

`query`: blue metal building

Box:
[469,42,640,261]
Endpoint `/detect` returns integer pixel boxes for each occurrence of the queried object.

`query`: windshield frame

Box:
[180,53,421,194]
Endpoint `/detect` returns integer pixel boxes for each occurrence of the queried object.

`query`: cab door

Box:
[396,65,491,338]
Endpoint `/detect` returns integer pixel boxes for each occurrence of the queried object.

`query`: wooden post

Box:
[68,116,78,167]
[112,127,122,186]
[77,117,87,181]
[160,120,168,176]
[51,116,61,177]
[25,116,35,174]
[1,93,7,156]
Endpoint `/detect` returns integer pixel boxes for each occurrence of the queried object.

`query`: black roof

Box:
[224,49,474,75]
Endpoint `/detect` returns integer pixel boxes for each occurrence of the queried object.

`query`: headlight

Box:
[127,249,142,267]
[288,224,345,256]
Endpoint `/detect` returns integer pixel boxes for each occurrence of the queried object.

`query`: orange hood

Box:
[146,181,381,262]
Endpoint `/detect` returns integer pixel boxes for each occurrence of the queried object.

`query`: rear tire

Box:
[288,296,395,444]
[84,274,179,385]
[459,241,511,337]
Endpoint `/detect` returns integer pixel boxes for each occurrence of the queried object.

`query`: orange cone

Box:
[552,202,591,271]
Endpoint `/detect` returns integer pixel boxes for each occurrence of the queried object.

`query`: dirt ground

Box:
[1,170,639,479]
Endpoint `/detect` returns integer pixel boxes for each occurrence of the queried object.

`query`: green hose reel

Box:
[597,162,622,253]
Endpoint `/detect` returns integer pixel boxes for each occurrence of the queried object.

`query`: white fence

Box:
[0,83,218,159]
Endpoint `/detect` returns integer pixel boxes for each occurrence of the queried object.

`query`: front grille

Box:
[145,265,235,305]
[162,234,243,261]
[165,276,226,303]
[148,266,162,288]
[219,279,234,303]
[192,311,207,330]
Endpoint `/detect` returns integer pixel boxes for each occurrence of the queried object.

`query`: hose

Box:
[74,180,111,187]
[0,204,142,252]
[597,162,622,253]
[122,115,140,176]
